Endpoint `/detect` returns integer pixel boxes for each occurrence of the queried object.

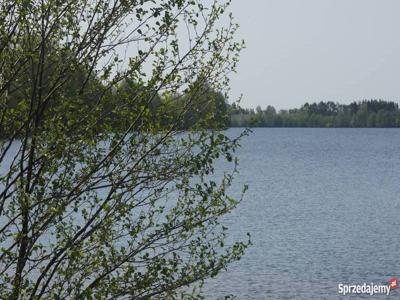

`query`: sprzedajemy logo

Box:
[338,278,397,296]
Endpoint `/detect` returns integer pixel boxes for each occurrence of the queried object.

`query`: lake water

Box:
[203,128,400,299]
[2,129,400,299]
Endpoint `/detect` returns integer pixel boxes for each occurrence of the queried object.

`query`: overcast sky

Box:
[227,0,400,109]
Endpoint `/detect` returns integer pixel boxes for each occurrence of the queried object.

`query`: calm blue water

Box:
[2,129,399,299]
[203,128,400,299]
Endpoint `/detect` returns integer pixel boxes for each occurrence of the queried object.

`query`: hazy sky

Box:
[227,0,400,109]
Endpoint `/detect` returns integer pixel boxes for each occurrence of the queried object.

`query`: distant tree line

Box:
[4,69,400,135]
[230,100,400,128]
[1,69,230,138]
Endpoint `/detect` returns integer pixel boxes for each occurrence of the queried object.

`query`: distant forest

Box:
[230,100,400,128]
[3,72,400,136]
